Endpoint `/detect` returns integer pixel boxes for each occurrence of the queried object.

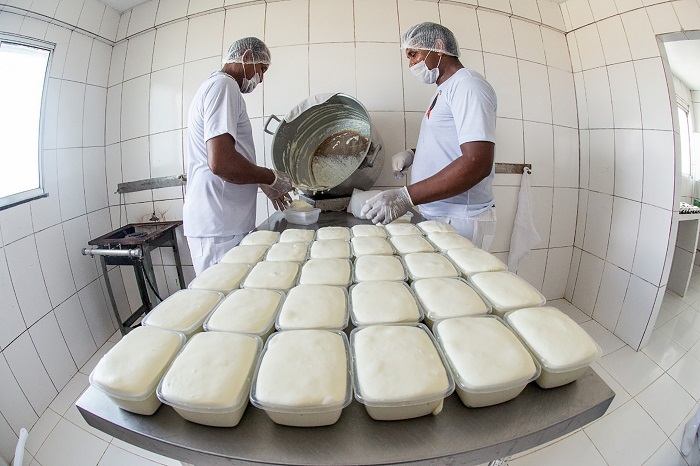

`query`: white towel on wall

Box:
[508,167,540,272]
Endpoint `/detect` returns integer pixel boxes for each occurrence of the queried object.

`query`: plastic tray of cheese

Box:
[446,247,507,278]
[411,277,490,328]
[349,281,422,325]
[352,254,406,282]
[264,242,309,263]
[309,239,351,259]
[188,262,251,295]
[468,271,546,317]
[89,326,186,415]
[433,316,540,407]
[141,289,224,339]
[276,284,348,331]
[403,252,460,281]
[505,307,602,388]
[203,288,284,340]
[157,332,262,427]
[250,329,352,427]
[299,258,352,287]
[242,261,300,291]
[350,324,454,421]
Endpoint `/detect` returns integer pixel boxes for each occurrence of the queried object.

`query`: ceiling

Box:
[664,40,700,91]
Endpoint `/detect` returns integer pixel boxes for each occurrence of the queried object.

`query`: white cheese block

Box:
[350,281,420,325]
[220,245,268,265]
[265,242,309,262]
[189,263,250,294]
[427,232,475,251]
[351,236,394,256]
[240,230,280,246]
[299,258,351,286]
[278,285,347,330]
[351,224,387,238]
[90,326,184,415]
[309,240,351,259]
[243,261,299,291]
[447,248,507,277]
[385,223,422,236]
[204,288,282,335]
[354,255,405,282]
[279,229,315,243]
[253,330,349,426]
[413,278,488,322]
[417,220,456,234]
[469,271,545,316]
[389,235,435,254]
[316,226,350,240]
[403,253,458,280]
[159,332,258,410]
[142,289,222,337]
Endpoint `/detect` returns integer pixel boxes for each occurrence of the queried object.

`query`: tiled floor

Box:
[9,291,700,466]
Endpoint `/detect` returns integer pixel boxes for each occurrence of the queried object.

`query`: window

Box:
[679,106,691,178]
[0,36,51,210]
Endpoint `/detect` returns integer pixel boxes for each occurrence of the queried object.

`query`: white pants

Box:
[422,206,497,251]
[187,234,246,276]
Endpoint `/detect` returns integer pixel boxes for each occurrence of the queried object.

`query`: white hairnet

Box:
[223,37,271,65]
[401,22,460,57]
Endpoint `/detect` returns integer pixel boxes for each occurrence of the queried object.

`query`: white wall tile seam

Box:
[558,4,658,34]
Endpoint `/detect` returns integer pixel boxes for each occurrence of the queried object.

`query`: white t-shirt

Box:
[184,71,257,238]
[412,68,497,217]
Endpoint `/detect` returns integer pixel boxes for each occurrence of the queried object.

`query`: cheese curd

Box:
[389,235,435,254]
[278,285,347,330]
[141,289,222,338]
[220,245,268,265]
[351,236,394,256]
[413,278,488,323]
[469,271,545,317]
[403,253,458,280]
[350,281,420,325]
[188,263,250,294]
[279,229,315,243]
[242,261,299,291]
[299,258,352,286]
[265,242,309,262]
[204,288,282,335]
[316,226,350,240]
[447,248,507,278]
[309,239,351,259]
[240,230,280,246]
[385,223,422,236]
[351,224,387,238]
[417,220,456,234]
[427,232,475,251]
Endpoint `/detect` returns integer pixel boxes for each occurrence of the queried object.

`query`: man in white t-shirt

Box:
[361,22,497,250]
[184,37,292,275]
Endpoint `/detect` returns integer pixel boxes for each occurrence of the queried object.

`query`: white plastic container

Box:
[389,235,436,254]
[240,230,280,246]
[279,228,315,243]
[468,271,546,318]
[411,278,490,329]
[316,226,350,240]
[90,326,185,415]
[188,263,250,295]
[446,248,507,278]
[299,258,352,286]
[157,332,261,427]
[276,284,348,330]
[427,232,476,252]
[416,220,456,234]
[220,245,268,265]
[385,223,422,236]
[309,239,351,259]
[250,330,351,427]
[203,288,283,341]
[505,307,602,388]
[242,261,299,291]
[403,252,459,281]
[284,207,321,225]
[433,316,540,407]
[349,281,422,325]
[350,324,454,421]
[351,224,387,238]
[141,289,223,339]
[350,236,394,256]
[265,242,309,262]
[353,255,406,282]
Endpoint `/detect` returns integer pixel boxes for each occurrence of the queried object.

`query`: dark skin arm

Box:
[406,141,494,205]
[206,133,275,185]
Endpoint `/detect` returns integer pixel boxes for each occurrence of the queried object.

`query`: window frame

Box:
[0,34,53,211]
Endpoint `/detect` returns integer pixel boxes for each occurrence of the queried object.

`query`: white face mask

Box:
[410,51,441,85]
[240,62,260,93]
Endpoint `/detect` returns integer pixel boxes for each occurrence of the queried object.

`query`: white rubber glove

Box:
[681,406,700,456]
[268,169,293,194]
[260,184,291,211]
[392,150,414,179]
[360,187,413,225]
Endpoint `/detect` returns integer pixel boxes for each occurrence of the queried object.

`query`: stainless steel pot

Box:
[264,93,384,197]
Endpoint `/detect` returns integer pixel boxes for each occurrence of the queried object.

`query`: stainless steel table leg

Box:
[141,247,161,307]
[100,257,126,336]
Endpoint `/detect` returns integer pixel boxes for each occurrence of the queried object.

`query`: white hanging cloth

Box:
[507,167,540,272]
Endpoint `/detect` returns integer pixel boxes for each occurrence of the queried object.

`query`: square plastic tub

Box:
[276,284,348,331]
[89,326,186,415]
[309,239,351,259]
[505,307,602,388]
[279,228,315,243]
[350,324,454,421]
[384,223,422,236]
[157,332,262,427]
[250,330,352,427]
[141,289,224,339]
[411,277,490,329]
[203,288,284,341]
[264,242,309,263]
[416,220,457,234]
[351,224,387,238]
[240,230,280,246]
[468,271,546,318]
[284,207,321,225]
[426,232,476,252]
[299,258,352,286]
[242,261,299,291]
[388,235,436,255]
[188,263,251,295]
[220,245,269,265]
[353,255,406,282]
[350,236,395,256]
[349,281,422,325]
[433,316,540,407]
[446,248,507,279]
[316,226,351,240]
[403,252,459,281]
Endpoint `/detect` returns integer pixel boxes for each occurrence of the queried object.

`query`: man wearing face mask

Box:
[361,22,498,250]
[184,37,293,275]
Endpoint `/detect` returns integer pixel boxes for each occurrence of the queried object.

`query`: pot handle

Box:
[360,142,382,168]
[263,114,281,135]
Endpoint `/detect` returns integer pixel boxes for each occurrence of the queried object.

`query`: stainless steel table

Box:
[77,211,615,465]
